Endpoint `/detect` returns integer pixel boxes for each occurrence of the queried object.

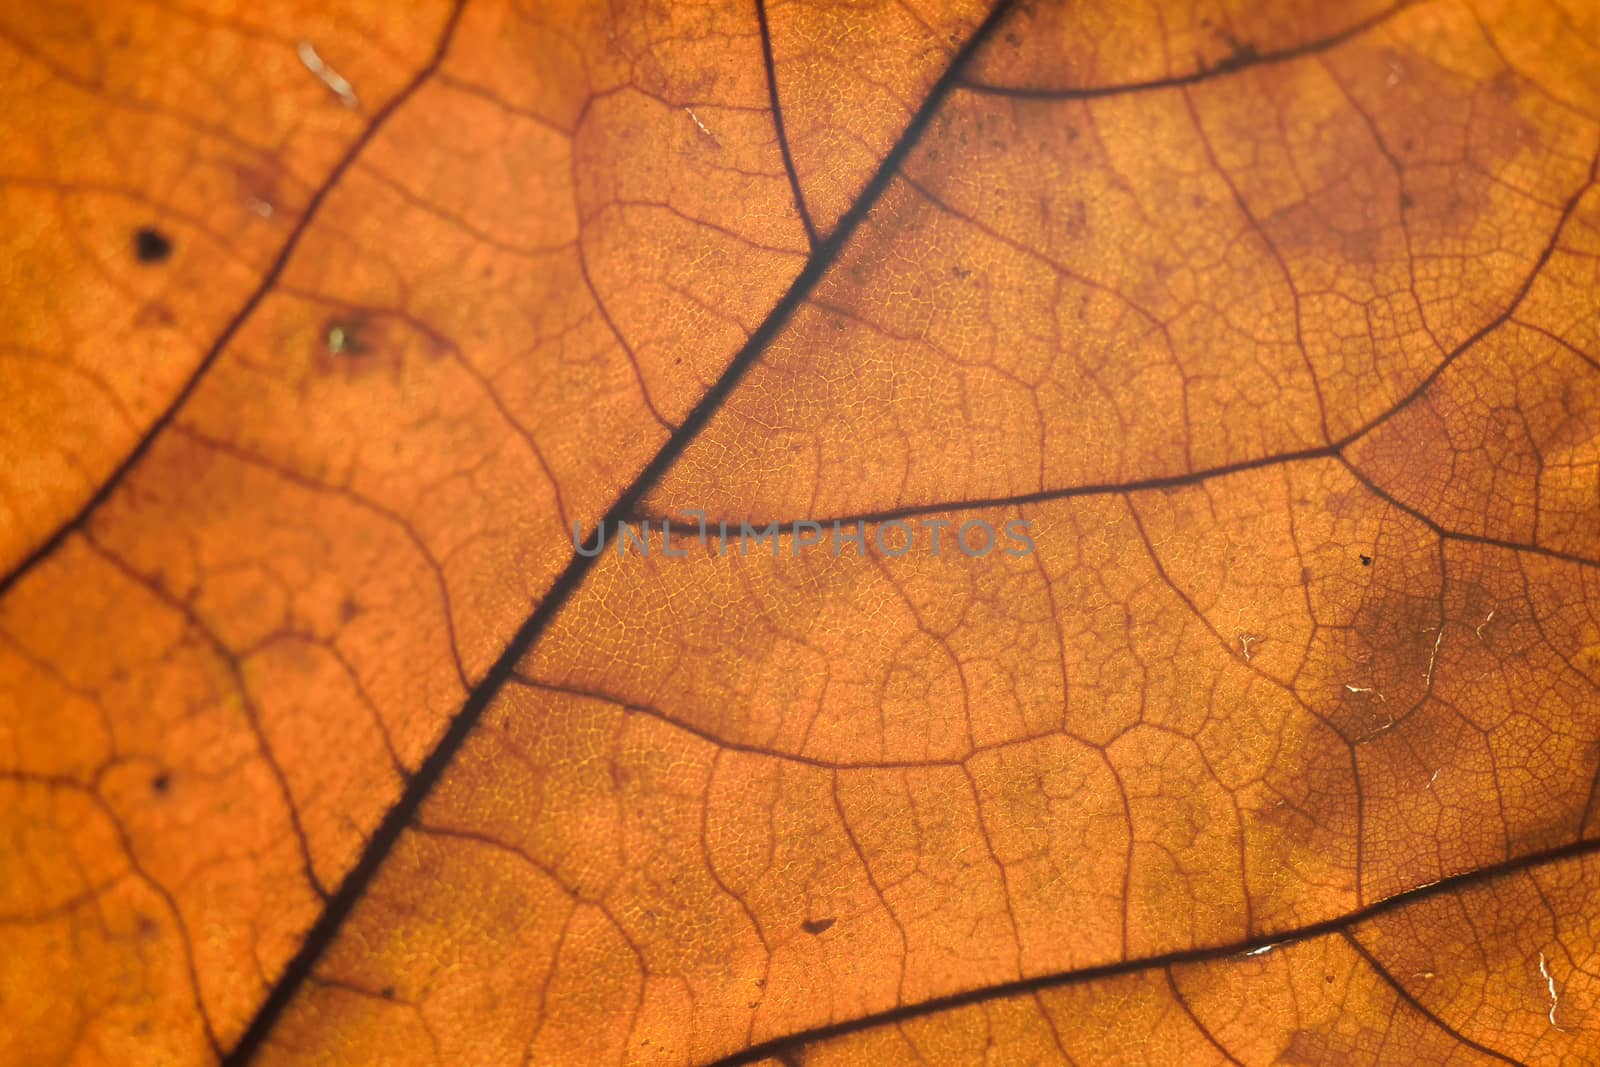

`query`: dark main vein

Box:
[633,140,1600,571]
[709,834,1600,1067]
[756,0,819,249]
[0,2,470,601]
[953,0,1414,100]
[223,2,1019,1060]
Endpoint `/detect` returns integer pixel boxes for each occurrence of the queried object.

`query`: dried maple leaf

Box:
[2,0,1599,1064]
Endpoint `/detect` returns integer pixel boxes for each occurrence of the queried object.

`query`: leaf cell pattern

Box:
[1,0,1599,1065]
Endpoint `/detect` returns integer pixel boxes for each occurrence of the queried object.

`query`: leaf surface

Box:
[2,0,1599,1064]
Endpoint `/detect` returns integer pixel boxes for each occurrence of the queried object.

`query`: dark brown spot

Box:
[801,917,836,935]
[1214,39,1259,74]
[1360,554,1373,566]
[133,228,172,263]
[134,303,177,329]
[151,773,170,795]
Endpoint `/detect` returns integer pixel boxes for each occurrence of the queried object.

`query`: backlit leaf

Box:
[2,1,1598,1064]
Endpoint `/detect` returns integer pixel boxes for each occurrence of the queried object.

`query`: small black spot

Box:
[801,917,836,935]
[133,227,173,264]
[1325,974,1336,984]
[151,773,170,795]
[1214,41,1260,74]
[380,985,396,999]
[1360,554,1373,566]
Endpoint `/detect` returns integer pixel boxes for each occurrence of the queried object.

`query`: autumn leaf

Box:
[3,0,1599,1064]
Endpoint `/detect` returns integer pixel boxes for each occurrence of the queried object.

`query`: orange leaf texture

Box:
[4,0,1600,1064]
